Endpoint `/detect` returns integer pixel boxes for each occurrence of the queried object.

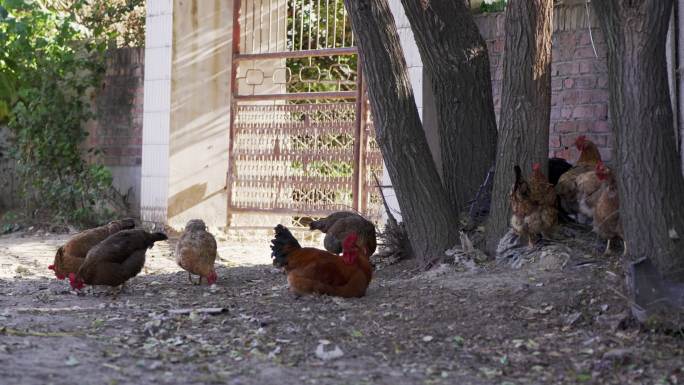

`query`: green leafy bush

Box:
[63,0,146,48]
[0,0,138,226]
[479,0,507,13]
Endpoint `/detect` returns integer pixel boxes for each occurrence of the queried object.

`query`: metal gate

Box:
[228,0,383,228]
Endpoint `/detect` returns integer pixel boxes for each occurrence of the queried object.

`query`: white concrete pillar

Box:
[140,0,173,225]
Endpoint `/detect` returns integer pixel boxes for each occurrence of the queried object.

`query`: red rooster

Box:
[271,224,372,298]
[593,161,625,255]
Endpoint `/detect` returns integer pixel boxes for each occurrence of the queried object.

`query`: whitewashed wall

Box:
[141,0,173,225]
[166,0,233,231]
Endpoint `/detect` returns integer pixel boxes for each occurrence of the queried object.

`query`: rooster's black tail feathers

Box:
[271,224,301,267]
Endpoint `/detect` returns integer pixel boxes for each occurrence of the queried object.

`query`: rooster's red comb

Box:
[342,233,358,249]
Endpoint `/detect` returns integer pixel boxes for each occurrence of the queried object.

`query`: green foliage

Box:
[0,0,133,226]
[56,0,146,47]
[1,211,22,233]
[479,0,507,13]
[285,0,356,93]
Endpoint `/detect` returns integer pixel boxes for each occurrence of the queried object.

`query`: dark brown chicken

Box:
[49,218,135,280]
[309,211,377,256]
[69,229,167,290]
[309,212,358,232]
[592,161,625,255]
[548,157,573,186]
[555,136,603,222]
[510,164,557,248]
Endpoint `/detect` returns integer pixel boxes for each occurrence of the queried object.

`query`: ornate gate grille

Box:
[229,0,383,229]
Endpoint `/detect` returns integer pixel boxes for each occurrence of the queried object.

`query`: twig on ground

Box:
[0,327,83,337]
[168,308,227,315]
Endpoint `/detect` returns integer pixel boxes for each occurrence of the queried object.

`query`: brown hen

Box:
[49,218,135,280]
[576,168,603,220]
[510,164,558,248]
[555,136,602,222]
[175,219,218,285]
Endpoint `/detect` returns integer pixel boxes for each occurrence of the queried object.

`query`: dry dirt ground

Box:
[1,230,683,385]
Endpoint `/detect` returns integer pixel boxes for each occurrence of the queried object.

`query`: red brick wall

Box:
[475,6,612,162]
[86,47,145,210]
[87,48,144,167]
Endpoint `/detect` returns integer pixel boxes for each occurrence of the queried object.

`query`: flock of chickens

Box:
[48,212,378,298]
[44,137,620,300]
[510,135,624,254]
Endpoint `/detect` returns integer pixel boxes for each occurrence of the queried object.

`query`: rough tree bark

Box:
[399,0,498,214]
[343,0,459,262]
[593,0,684,279]
[485,0,554,253]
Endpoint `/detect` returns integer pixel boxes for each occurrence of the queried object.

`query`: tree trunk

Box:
[343,0,459,263]
[399,0,498,215]
[486,0,554,253]
[593,0,684,279]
